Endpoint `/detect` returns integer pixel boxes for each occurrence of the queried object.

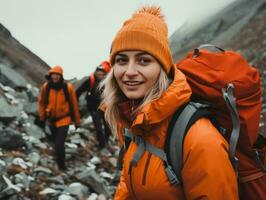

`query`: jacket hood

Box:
[131,67,191,128]
[96,61,111,73]
[45,65,64,80]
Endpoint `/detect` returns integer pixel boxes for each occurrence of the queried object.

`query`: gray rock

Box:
[99,148,111,157]
[39,187,59,195]
[4,93,19,105]
[39,156,54,166]
[0,62,28,88]
[14,172,32,191]
[70,138,84,146]
[0,83,15,93]
[68,133,82,141]
[24,141,33,151]
[27,152,40,166]
[0,175,21,198]
[58,194,75,200]
[17,110,29,125]
[90,156,101,165]
[65,148,78,158]
[65,182,89,200]
[0,174,8,192]
[22,135,42,145]
[33,142,47,149]
[75,169,111,197]
[88,193,98,200]
[0,128,25,150]
[50,183,67,192]
[0,159,6,176]
[33,166,52,175]
[13,90,29,102]
[47,176,65,185]
[108,157,117,168]
[26,84,39,102]
[65,143,78,149]
[0,96,21,124]
[24,124,46,140]
[23,102,38,115]
[12,157,32,169]
[99,172,113,180]
[97,194,107,200]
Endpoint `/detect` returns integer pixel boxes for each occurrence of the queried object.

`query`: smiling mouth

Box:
[123,81,144,86]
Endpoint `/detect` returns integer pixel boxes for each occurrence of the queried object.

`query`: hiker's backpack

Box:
[119,44,265,200]
[44,82,75,122]
[169,44,265,200]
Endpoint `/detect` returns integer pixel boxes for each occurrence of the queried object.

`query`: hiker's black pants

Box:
[90,110,111,148]
[49,125,69,169]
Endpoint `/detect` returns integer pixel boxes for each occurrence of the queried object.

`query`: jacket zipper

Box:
[142,153,152,185]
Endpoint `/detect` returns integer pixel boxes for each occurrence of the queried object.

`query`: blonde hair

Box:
[99,67,170,135]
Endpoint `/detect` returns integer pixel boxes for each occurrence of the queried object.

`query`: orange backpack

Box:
[172,44,265,200]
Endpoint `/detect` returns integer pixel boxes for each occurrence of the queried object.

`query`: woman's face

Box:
[113,51,161,99]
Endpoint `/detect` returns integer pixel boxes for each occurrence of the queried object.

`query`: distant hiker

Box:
[38,65,80,170]
[99,6,239,199]
[76,61,111,149]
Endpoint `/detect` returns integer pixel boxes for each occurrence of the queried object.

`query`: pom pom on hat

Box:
[110,5,174,74]
[133,6,165,20]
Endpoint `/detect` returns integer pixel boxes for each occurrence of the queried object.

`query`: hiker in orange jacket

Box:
[38,65,80,170]
[76,61,112,149]
[99,6,239,200]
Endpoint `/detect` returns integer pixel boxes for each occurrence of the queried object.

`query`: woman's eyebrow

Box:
[116,53,127,58]
[136,52,149,57]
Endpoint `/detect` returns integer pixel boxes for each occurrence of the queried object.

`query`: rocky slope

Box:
[0,83,118,200]
[170,0,266,137]
[0,23,50,88]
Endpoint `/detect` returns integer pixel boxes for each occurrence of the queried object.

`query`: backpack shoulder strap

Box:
[117,128,132,170]
[62,82,75,122]
[89,74,95,89]
[44,82,51,108]
[165,101,212,184]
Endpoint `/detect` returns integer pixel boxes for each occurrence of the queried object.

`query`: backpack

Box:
[44,82,75,123]
[118,44,265,200]
[172,44,265,200]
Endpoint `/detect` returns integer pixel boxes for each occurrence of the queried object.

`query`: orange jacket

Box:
[114,67,239,200]
[38,82,80,127]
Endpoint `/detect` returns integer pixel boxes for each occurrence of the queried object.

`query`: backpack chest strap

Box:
[124,129,179,185]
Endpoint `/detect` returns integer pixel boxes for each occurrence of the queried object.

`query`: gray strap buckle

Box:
[165,165,179,185]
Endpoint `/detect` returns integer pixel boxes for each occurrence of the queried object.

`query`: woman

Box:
[100,6,238,200]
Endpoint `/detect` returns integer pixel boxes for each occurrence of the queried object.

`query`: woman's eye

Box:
[115,57,128,65]
[138,57,151,65]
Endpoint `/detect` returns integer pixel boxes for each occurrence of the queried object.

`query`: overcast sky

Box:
[0,0,235,79]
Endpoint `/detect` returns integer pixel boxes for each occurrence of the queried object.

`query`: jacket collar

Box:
[130,67,191,129]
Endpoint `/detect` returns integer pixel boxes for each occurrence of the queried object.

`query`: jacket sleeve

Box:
[182,118,239,200]
[38,84,47,121]
[114,167,130,200]
[69,84,81,126]
[76,78,90,100]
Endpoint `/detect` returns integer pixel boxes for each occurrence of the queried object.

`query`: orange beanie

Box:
[110,6,174,74]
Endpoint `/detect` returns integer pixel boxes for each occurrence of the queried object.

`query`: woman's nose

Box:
[125,61,138,76]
